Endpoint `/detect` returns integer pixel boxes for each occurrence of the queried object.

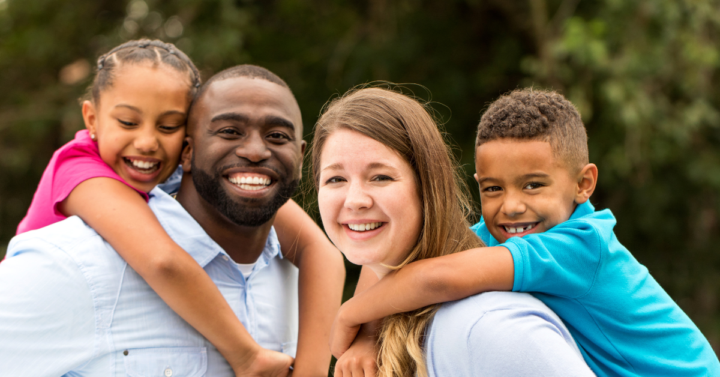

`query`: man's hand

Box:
[329,306,362,358]
[233,347,294,377]
[333,327,379,377]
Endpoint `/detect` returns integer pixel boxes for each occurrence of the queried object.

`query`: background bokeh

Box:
[1,0,718,356]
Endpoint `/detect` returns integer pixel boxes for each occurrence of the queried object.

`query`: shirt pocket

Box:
[123,346,207,377]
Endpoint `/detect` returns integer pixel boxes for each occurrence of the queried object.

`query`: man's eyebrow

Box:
[211,112,249,123]
[264,115,295,132]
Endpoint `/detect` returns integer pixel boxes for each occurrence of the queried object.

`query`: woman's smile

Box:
[318,128,422,277]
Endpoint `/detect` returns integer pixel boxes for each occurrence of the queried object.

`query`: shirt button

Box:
[222,255,229,261]
[164,368,173,376]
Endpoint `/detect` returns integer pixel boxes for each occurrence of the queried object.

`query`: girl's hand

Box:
[333,329,378,377]
[234,347,294,377]
[329,306,361,358]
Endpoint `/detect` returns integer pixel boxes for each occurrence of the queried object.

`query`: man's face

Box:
[184,77,305,227]
[475,138,580,243]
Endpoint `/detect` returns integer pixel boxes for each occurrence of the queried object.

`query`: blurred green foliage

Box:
[0,0,718,354]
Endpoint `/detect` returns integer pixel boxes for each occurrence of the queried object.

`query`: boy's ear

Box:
[575,163,598,204]
[181,136,193,173]
[81,100,97,137]
[474,173,479,182]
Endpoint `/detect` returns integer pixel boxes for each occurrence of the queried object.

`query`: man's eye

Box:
[524,182,544,190]
[267,132,290,141]
[218,128,241,136]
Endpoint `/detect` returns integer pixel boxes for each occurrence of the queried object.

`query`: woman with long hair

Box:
[312,87,593,376]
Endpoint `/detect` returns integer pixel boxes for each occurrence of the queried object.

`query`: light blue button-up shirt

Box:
[0,185,298,377]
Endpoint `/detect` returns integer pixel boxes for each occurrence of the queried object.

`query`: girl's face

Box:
[318,128,423,278]
[83,64,190,193]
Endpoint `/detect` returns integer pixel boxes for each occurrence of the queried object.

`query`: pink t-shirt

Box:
[16,129,149,234]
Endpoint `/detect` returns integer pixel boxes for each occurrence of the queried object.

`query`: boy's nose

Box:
[344,181,373,211]
[501,194,527,217]
[236,132,271,162]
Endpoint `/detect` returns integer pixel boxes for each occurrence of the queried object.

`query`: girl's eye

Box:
[524,182,544,190]
[118,119,137,126]
[483,186,502,193]
[159,124,183,133]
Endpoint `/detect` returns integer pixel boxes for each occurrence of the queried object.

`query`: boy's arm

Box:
[274,200,345,376]
[62,178,293,377]
[330,246,513,356]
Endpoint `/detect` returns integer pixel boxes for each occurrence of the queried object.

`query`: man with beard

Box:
[0,65,340,376]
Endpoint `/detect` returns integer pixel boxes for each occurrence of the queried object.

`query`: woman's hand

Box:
[333,326,379,377]
[329,305,362,358]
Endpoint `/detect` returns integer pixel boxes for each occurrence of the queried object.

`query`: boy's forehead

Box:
[475,138,568,176]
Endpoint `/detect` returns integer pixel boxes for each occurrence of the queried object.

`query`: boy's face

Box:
[475,139,587,243]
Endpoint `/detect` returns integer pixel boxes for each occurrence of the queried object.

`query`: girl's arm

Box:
[329,246,514,357]
[61,177,292,377]
[273,200,345,377]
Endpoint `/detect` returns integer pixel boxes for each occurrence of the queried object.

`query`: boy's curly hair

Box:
[476,88,588,171]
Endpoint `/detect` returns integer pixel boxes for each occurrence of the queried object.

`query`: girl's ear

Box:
[181,136,193,173]
[81,100,98,138]
[575,163,598,204]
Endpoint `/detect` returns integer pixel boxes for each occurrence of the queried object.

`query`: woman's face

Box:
[318,128,423,278]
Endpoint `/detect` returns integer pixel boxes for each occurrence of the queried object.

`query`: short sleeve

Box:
[51,138,147,217]
[467,307,595,376]
[504,218,608,298]
[0,240,97,375]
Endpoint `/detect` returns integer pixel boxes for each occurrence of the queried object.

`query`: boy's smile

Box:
[475,138,595,243]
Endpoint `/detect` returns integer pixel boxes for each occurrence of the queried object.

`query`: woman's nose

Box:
[133,129,159,153]
[236,132,272,162]
[344,181,373,211]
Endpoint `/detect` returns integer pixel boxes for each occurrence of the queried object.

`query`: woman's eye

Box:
[325,176,345,184]
[524,182,544,190]
[372,175,393,182]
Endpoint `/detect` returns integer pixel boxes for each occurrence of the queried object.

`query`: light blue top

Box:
[471,201,720,376]
[0,185,298,377]
[426,291,595,376]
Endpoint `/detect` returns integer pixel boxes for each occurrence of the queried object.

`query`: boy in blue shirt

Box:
[331,89,720,376]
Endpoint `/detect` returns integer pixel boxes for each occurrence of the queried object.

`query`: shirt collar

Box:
[147,186,282,268]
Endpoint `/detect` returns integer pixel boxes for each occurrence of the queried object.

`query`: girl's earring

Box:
[90,133,96,140]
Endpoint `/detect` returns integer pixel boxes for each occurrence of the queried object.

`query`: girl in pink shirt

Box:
[16,39,342,376]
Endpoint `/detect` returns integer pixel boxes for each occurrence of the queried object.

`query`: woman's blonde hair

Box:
[312,86,485,377]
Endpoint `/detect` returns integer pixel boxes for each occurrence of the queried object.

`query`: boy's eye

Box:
[524,182,544,190]
[483,186,502,192]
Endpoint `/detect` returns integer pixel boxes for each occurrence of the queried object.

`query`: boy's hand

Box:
[329,306,361,358]
[333,325,379,377]
[233,347,294,377]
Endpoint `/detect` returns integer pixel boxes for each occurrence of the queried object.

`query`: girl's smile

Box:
[82,64,191,193]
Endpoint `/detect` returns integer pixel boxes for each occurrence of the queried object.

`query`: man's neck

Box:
[175,176,274,264]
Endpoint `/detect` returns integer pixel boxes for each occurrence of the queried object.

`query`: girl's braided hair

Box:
[85,39,201,104]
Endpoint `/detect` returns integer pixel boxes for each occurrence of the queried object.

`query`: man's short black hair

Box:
[194,64,290,103]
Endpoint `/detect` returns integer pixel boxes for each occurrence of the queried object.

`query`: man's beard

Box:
[191,162,299,227]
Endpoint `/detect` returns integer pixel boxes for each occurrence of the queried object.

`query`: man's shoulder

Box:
[9,216,99,257]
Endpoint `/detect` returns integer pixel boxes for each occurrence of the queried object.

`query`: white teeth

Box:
[348,222,382,232]
[504,224,535,234]
[228,176,272,187]
[129,159,159,170]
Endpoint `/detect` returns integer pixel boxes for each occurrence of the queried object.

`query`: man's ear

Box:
[81,100,98,137]
[181,136,194,173]
[575,163,598,204]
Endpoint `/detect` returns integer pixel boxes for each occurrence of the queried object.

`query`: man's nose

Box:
[501,191,527,217]
[133,128,159,153]
[344,180,373,211]
[236,132,272,162]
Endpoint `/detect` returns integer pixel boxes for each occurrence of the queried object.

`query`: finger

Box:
[351,358,364,377]
[363,359,378,377]
[334,362,343,377]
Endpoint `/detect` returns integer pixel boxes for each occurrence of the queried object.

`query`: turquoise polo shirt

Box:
[471,201,720,376]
